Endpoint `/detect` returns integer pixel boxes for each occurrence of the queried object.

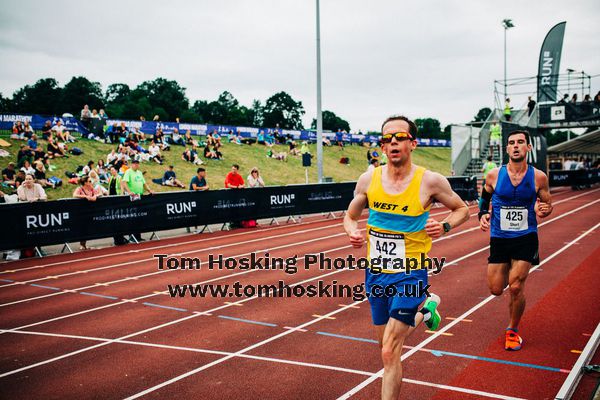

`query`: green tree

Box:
[262,91,305,130]
[415,118,443,139]
[249,99,264,127]
[135,78,189,121]
[0,92,9,112]
[310,110,350,132]
[191,100,209,123]
[9,78,63,115]
[105,83,131,103]
[472,107,492,127]
[60,76,104,115]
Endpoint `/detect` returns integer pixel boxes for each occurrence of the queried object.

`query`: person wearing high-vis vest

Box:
[503,98,512,121]
[489,120,502,156]
[344,115,469,400]
[479,130,553,351]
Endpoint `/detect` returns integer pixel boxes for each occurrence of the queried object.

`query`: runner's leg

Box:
[507,259,531,329]
[487,262,510,295]
[381,318,411,400]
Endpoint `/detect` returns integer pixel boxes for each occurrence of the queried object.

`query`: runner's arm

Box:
[535,171,552,218]
[343,172,370,248]
[478,168,498,231]
[426,172,470,238]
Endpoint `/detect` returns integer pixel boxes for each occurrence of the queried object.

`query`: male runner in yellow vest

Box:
[344,115,470,400]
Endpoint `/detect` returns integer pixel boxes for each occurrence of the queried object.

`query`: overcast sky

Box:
[1,0,598,131]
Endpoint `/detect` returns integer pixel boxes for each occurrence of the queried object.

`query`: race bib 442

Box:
[368,229,406,271]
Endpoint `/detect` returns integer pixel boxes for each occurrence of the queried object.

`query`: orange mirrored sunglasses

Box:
[380,131,413,143]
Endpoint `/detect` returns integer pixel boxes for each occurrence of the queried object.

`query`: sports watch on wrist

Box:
[442,222,452,234]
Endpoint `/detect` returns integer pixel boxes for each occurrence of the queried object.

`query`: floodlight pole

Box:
[502,19,514,100]
[504,26,507,98]
[316,0,323,183]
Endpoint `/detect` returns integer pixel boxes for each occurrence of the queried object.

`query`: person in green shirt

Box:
[503,98,512,121]
[481,155,497,181]
[120,159,154,242]
[489,120,502,156]
[479,155,497,209]
[120,159,154,196]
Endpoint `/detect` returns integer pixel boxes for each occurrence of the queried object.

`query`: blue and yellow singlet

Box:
[366,166,431,272]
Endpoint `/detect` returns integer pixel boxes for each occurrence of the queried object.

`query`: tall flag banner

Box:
[537,22,566,103]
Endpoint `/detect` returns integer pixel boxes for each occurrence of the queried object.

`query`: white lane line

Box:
[1,209,487,333]
[119,199,600,399]
[335,218,600,399]
[0,187,578,273]
[0,192,596,385]
[0,328,522,399]
[1,187,591,304]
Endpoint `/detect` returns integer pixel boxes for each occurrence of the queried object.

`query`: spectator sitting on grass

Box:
[289,140,301,156]
[257,130,266,145]
[106,149,118,166]
[96,159,109,182]
[184,130,198,146]
[99,109,108,120]
[2,162,17,188]
[20,160,35,175]
[23,121,34,139]
[47,137,67,159]
[247,167,265,188]
[206,132,216,147]
[41,120,53,140]
[33,160,53,188]
[153,128,170,151]
[16,144,34,168]
[118,122,129,142]
[168,128,186,146]
[14,170,25,188]
[225,164,244,188]
[203,145,222,160]
[81,160,95,176]
[132,127,145,142]
[182,147,204,165]
[212,131,223,148]
[267,148,287,161]
[28,134,46,161]
[17,173,47,202]
[190,167,209,191]
[147,140,164,164]
[12,121,25,140]
[162,165,185,188]
[106,122,119,144]
[73,175,103,250]
[52,120,75,142]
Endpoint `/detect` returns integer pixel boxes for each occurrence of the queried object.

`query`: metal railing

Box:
[453,135,472,176]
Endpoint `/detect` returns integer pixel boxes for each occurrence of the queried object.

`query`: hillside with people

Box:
[0,127,450,201]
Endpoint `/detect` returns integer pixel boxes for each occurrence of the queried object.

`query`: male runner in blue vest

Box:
[479,130,553,350]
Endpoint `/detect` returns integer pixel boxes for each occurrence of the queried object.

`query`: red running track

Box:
[0,187,598,399]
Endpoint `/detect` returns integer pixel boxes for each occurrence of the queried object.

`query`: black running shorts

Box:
[488,232,539,265]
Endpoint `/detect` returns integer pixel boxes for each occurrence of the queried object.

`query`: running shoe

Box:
[505,328,523,351]
[423,293,442,331]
